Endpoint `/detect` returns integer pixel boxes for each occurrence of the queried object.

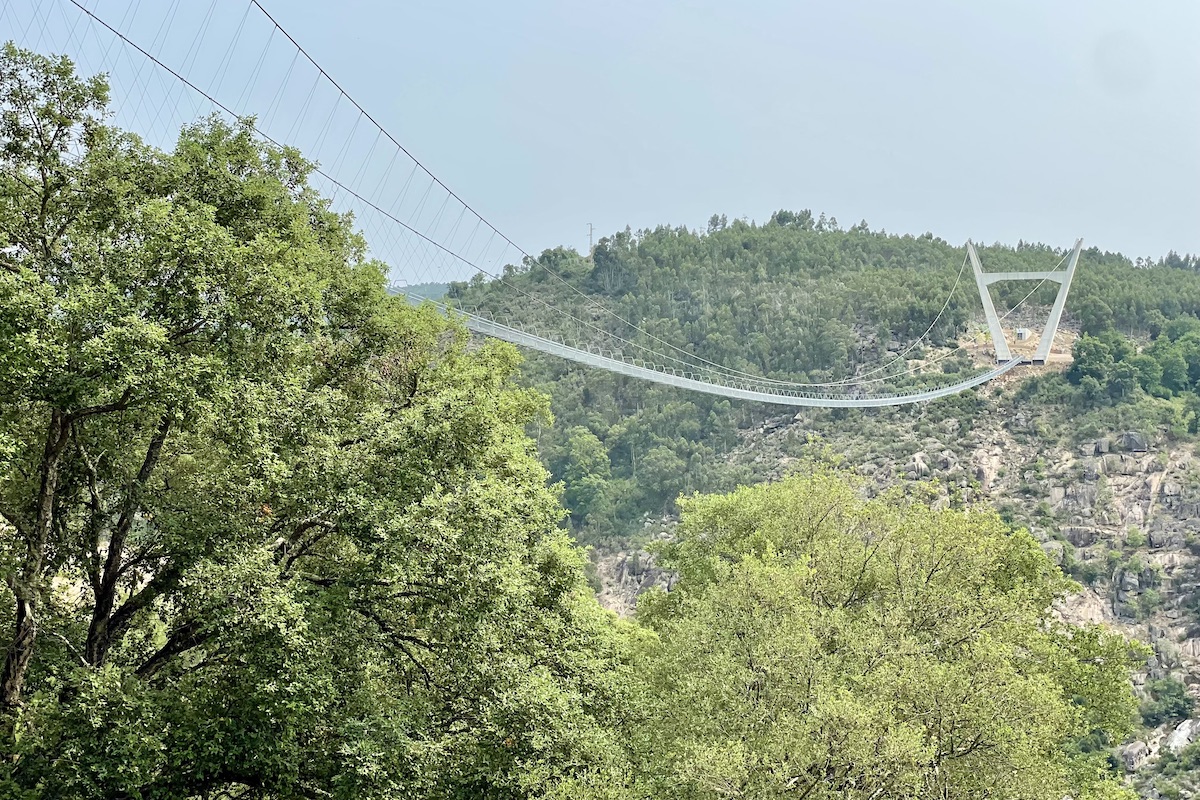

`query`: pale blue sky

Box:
[12,0,1200,273]
[264,0,1200,261]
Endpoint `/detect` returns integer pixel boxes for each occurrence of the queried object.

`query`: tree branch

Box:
[71,426,106,593]
[68,387,136,422]
[86,414,172,665]
[46,630,87,667]
[104,565,183,658]
[136,619,210,680]
[168,318,208,342]
[279,520,336,573]
[0,505,29,540]
[3,408,72,710]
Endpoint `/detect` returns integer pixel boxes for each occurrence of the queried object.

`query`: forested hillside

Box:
[450,195,1200,797]
[451,216,1200,543]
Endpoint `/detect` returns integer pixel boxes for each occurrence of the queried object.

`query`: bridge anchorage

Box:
[970,238,1083,365]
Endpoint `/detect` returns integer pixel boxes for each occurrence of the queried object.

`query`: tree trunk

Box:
[2,410,69,713]
[1,594,38,714]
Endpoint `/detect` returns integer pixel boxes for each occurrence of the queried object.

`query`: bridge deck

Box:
[454,311,1024,408]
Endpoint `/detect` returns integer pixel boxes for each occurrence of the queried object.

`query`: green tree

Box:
[627,471,1140,800]
[555,426,613,525]
[1159,347,1189,394]
[1140,677,1194,728]
[1173,331,1200,385]
[0,46,632,798]
[1128,353,1165,395]
[1075,297,1115,335]
[1078,375,1106,408]
[1068,335,1114,385]
[1162,315,1200,342]
[1107,361,1139,400]
[638,445,688,513]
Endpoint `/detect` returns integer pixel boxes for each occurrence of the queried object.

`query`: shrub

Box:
[1141,677,1194,728]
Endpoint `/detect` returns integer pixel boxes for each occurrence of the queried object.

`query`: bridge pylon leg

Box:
[1032,239,1083,365]
[968,241,1011,362]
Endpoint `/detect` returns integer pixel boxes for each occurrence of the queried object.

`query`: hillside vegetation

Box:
[449,181,1200,799]
[452,215,1200,544]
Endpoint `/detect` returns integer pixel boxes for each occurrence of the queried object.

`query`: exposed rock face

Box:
[1055,588,1109,625]
[592,526,675,616]
[1063,526,1100,547]
[594,399,1200,683]
[1041,540,1066,565]
[973,449,999,491]
[1148,526,1186,550]
[1165,719,1199,753]
[904,452,930,479]
[1119,431,1150,452]
[1120,740,1150,772]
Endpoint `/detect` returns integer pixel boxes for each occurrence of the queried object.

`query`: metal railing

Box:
[414,297,1023,408]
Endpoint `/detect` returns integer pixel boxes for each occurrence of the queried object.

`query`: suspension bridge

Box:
[3,0,1083,408]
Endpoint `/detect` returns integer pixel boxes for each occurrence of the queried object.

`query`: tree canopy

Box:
[0,44,633,798]
[624,472,1140,800]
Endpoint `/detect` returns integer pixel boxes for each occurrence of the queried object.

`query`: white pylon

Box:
[969,239,1083,365]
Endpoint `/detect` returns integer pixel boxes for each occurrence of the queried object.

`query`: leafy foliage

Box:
[1139,677,1194,728]
[0,45,633,798]
[0,44,1154,800]
[622,471,1140,800]
[1139,740,1200,799]
[1060,321,1200,427]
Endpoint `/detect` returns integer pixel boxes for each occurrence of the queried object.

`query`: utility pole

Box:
[587,223,595,261]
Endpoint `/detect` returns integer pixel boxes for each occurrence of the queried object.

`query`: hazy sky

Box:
[257,0,1199,260]
[14,0,1200,264]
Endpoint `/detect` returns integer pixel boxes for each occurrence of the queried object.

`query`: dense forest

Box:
[0,45,1174,798]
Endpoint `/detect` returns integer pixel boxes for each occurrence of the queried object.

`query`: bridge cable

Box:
[49,0,1036,398]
